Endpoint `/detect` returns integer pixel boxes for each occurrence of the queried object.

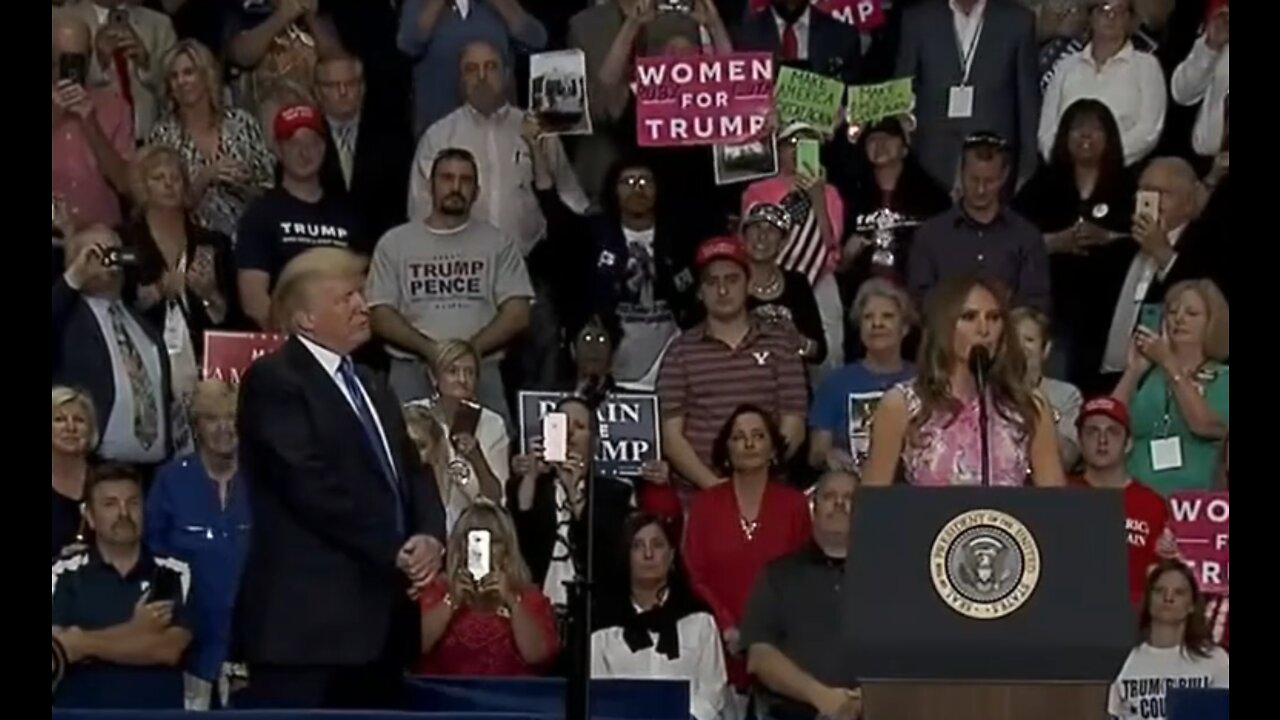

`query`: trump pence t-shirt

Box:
[364,219,533,359]
[1108,643,1229,720]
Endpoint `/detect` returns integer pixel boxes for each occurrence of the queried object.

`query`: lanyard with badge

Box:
[948,15,985,119]
[1149,367,1208,473]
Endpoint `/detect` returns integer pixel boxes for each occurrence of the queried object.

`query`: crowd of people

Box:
[51,0,1229,719]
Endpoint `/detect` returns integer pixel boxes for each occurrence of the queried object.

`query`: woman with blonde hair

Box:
[121,145,241,451]
[416,501,559,675]
[51,386,97,558]
[403,403,474,534]
[405,340,509,521]
[1113,279,1229,495]
[145,379,250,709]
[147,39,275,237]
[863,276,1066,487]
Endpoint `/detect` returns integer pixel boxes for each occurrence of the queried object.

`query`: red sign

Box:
[749,0,886,31]
[634,53,774,147]
[1168,491,1229,593]
[202,331,287,384]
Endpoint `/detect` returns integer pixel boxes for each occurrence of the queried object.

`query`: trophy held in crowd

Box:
[854,208,922,271]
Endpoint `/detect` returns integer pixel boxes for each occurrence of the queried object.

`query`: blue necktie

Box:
[338,358,404,535]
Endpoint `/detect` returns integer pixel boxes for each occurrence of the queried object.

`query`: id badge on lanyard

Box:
[948,17,984,119]
[1149,383,1184,472]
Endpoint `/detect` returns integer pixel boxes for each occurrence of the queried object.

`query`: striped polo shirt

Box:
[657,322,808,492]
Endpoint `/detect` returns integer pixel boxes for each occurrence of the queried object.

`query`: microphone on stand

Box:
[968,345,993,487]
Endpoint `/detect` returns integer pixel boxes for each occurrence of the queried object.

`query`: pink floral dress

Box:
[898,382,1030,487]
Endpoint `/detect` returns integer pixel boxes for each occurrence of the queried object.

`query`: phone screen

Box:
[466,529,492,581]
[148,570,182,604]
[58,53,88,86]
[1138,303,1163,333]
[542,412,568,464]
[796,139,821,179]
[1136,190,1161,224]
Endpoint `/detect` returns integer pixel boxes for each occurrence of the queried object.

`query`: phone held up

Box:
[796,138,821,179]
[656,0,695,13]
[1135,190,1161,226]
[542,412,569,464]
[57,53,89,87]
[466,529,492,582]
[103,247,140,269]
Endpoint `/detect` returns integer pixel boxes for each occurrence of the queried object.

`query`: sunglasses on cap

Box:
[962,132,1009,151]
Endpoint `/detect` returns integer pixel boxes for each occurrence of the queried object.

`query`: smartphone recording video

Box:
[542,412,568,464]
[466,529,492,581]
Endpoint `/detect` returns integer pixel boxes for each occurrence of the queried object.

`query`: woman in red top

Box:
[683,405,812,695]
[417,502,559,676]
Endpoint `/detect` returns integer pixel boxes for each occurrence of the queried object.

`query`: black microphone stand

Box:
[970,349,991,487]
[565,380,608,720]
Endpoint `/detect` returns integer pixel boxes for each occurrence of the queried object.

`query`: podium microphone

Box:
[968,345,993,487]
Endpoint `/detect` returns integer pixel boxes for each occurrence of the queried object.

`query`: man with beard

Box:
[236,104,366,329]
[741,471,862,720]
[735,0,862,84]
[52,464,193,709]
[366,148,534,427]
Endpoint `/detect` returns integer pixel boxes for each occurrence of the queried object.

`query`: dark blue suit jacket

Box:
[733,6,863,84]
[51,277,175,459]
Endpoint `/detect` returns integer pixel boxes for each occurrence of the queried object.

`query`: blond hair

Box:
[432,339,481,378]
[403,403,450,482]
[161,40,224,115]
[446,501,533,587]
[270,247,364,331]
[128,144,187,210]
[191,379,237,420]
[52,385,99,448]
[1164,279,1230,362]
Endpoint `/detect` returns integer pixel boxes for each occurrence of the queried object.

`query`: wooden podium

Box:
[842,488,1134,720]
[862,681,1109,720]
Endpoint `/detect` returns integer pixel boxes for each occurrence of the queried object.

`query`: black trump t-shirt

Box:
[234,187,367,284]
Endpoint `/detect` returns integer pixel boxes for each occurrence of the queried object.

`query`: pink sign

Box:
[635,53,774,147]
[748,0,886,30]
[1168,491,1230,593]
[202,331,287,384]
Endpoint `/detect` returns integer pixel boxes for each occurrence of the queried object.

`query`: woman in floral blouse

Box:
[147,40,275,238]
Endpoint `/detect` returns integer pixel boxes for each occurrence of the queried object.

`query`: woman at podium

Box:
[1108,559,1229,720]
[862,277,1066,487]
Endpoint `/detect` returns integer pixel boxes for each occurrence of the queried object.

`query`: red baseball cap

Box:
[1077,396,1130,434]
[694,236,750,272]
[273,104,324,143]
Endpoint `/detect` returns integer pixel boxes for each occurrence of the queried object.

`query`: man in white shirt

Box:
[1171,5,1229,158]
[1038,0,1167,166]
[407,39,589,259]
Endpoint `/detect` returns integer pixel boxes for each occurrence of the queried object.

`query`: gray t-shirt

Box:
[365,219,534,358]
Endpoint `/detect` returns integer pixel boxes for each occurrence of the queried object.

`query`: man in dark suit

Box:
[734,0,862,84]
[315,56,415,243]
[235,247,446,709]
[896,0,1040,190]
[52,226,174,467]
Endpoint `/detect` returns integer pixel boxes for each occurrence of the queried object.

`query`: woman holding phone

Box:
[406,341,508,525]
[417,502,559,676]
[509,396,636,617]
[862,276,1066,487]
[1112,279,1229,495]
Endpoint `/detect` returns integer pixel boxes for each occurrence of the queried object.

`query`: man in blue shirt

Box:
[398,0,548,135]
[52,463,193,709]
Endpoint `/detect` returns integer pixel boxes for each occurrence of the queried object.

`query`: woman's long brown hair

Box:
[1139,559,1214,658]
[908,276,1039,445]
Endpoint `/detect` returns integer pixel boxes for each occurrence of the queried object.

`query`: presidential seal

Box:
[930,509,1041,620]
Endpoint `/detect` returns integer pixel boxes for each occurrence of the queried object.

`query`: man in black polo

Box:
[52,463,193,709]
[741,470,862,720]
[907,133,1050,313]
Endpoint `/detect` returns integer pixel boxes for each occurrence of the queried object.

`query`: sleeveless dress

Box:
[898,382,1031,487]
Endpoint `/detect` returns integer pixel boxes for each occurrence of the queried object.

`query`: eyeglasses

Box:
[1089,2,1130,18]
[618,176,653,189]
[962,132,1009,151]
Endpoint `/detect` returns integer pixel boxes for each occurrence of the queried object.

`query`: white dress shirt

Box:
[591,609,728,720]
[408,104,591,257]
[772,7,811,60]
[297,334,398,471]
[1172,37,1230,157]
[951,0,988,80]
[1101,225,1186,373]
[86,296,168,464]
[1039,43,1168,166]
